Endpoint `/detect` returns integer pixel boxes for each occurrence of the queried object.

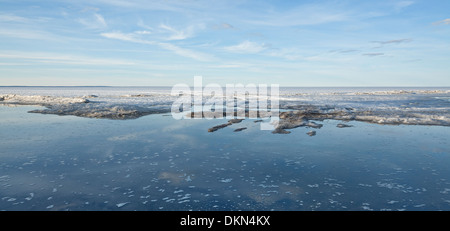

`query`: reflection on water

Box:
[0,106,449,211]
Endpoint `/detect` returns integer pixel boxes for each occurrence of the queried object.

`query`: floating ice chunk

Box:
[116,202,129,208]
[220,178,232,183]
[258,184,279,188]
[0,94,89,105]
[46,205,54,209]
[305,121,323,129]
[358,183,373,187]
[25,193,34,201]
[178,194,191,201]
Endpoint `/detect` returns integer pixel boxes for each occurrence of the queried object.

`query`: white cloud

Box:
[395,1,414,9]
[77,13,108,29]
[159,23,206,41]
[159,24,194,40]
[101,31,142,43]
[157,42,214,61]
[209,64,243,68]
[212,23,234,30]
[135,30,152,35]
[0,51,136,66]
[224,41,267,54]
[81,7,100,13]
[137,19,153,30]
[433,19,450,25]
[372,39,412,45]
[363,53,384,57]
[0,14,29,23]
[266,48,304,60]
[245,3,348,26]
[94,14,107,27]
[101,31,214,61]
[0,28,60,41]
[0,13,50,24]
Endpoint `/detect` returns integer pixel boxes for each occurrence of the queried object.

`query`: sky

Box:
[0,0,449,87]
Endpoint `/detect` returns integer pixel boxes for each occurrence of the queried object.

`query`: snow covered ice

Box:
[1,86,449,131]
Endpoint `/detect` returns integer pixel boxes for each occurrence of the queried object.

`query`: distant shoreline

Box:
[0,86,449,88]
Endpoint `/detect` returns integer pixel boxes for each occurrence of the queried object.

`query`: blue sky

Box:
[0,0,449,86]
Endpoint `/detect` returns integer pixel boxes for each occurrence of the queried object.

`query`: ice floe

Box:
[0,94,89,105]
[1,86,449,131]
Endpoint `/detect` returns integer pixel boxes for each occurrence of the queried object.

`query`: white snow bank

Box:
[0,94,89,105]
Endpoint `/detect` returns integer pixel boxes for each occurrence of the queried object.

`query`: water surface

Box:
[1,104,449,211]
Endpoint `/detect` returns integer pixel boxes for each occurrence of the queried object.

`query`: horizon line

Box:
[0,85,449,88]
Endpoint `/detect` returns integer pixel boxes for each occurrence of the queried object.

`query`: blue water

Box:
[1,104,449,211]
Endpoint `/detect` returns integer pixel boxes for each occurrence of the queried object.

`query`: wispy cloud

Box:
[245,3,348,26]
[328,49,360,54]
[433,18,450,25]
[159,24,197,41]
[363,53,384,57]
[0,28,61,41]
[395,1,415,10]
[94,0,238,14]
[371,39,413,49]
[209,64,243,68]
[135,30,151,35]
[101,31,214,61]
[0,13,30,23]
[101,31,139,42]
[94,14,107,27]
[265,48,304,60]
[0,51,135,66]
[224,41,268,54]
[0,13,50,23]
[212,23,234,30]
[77,13,108,29]
[372,39,412,45]
[157,42,213,61]
[81,7,100,13]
